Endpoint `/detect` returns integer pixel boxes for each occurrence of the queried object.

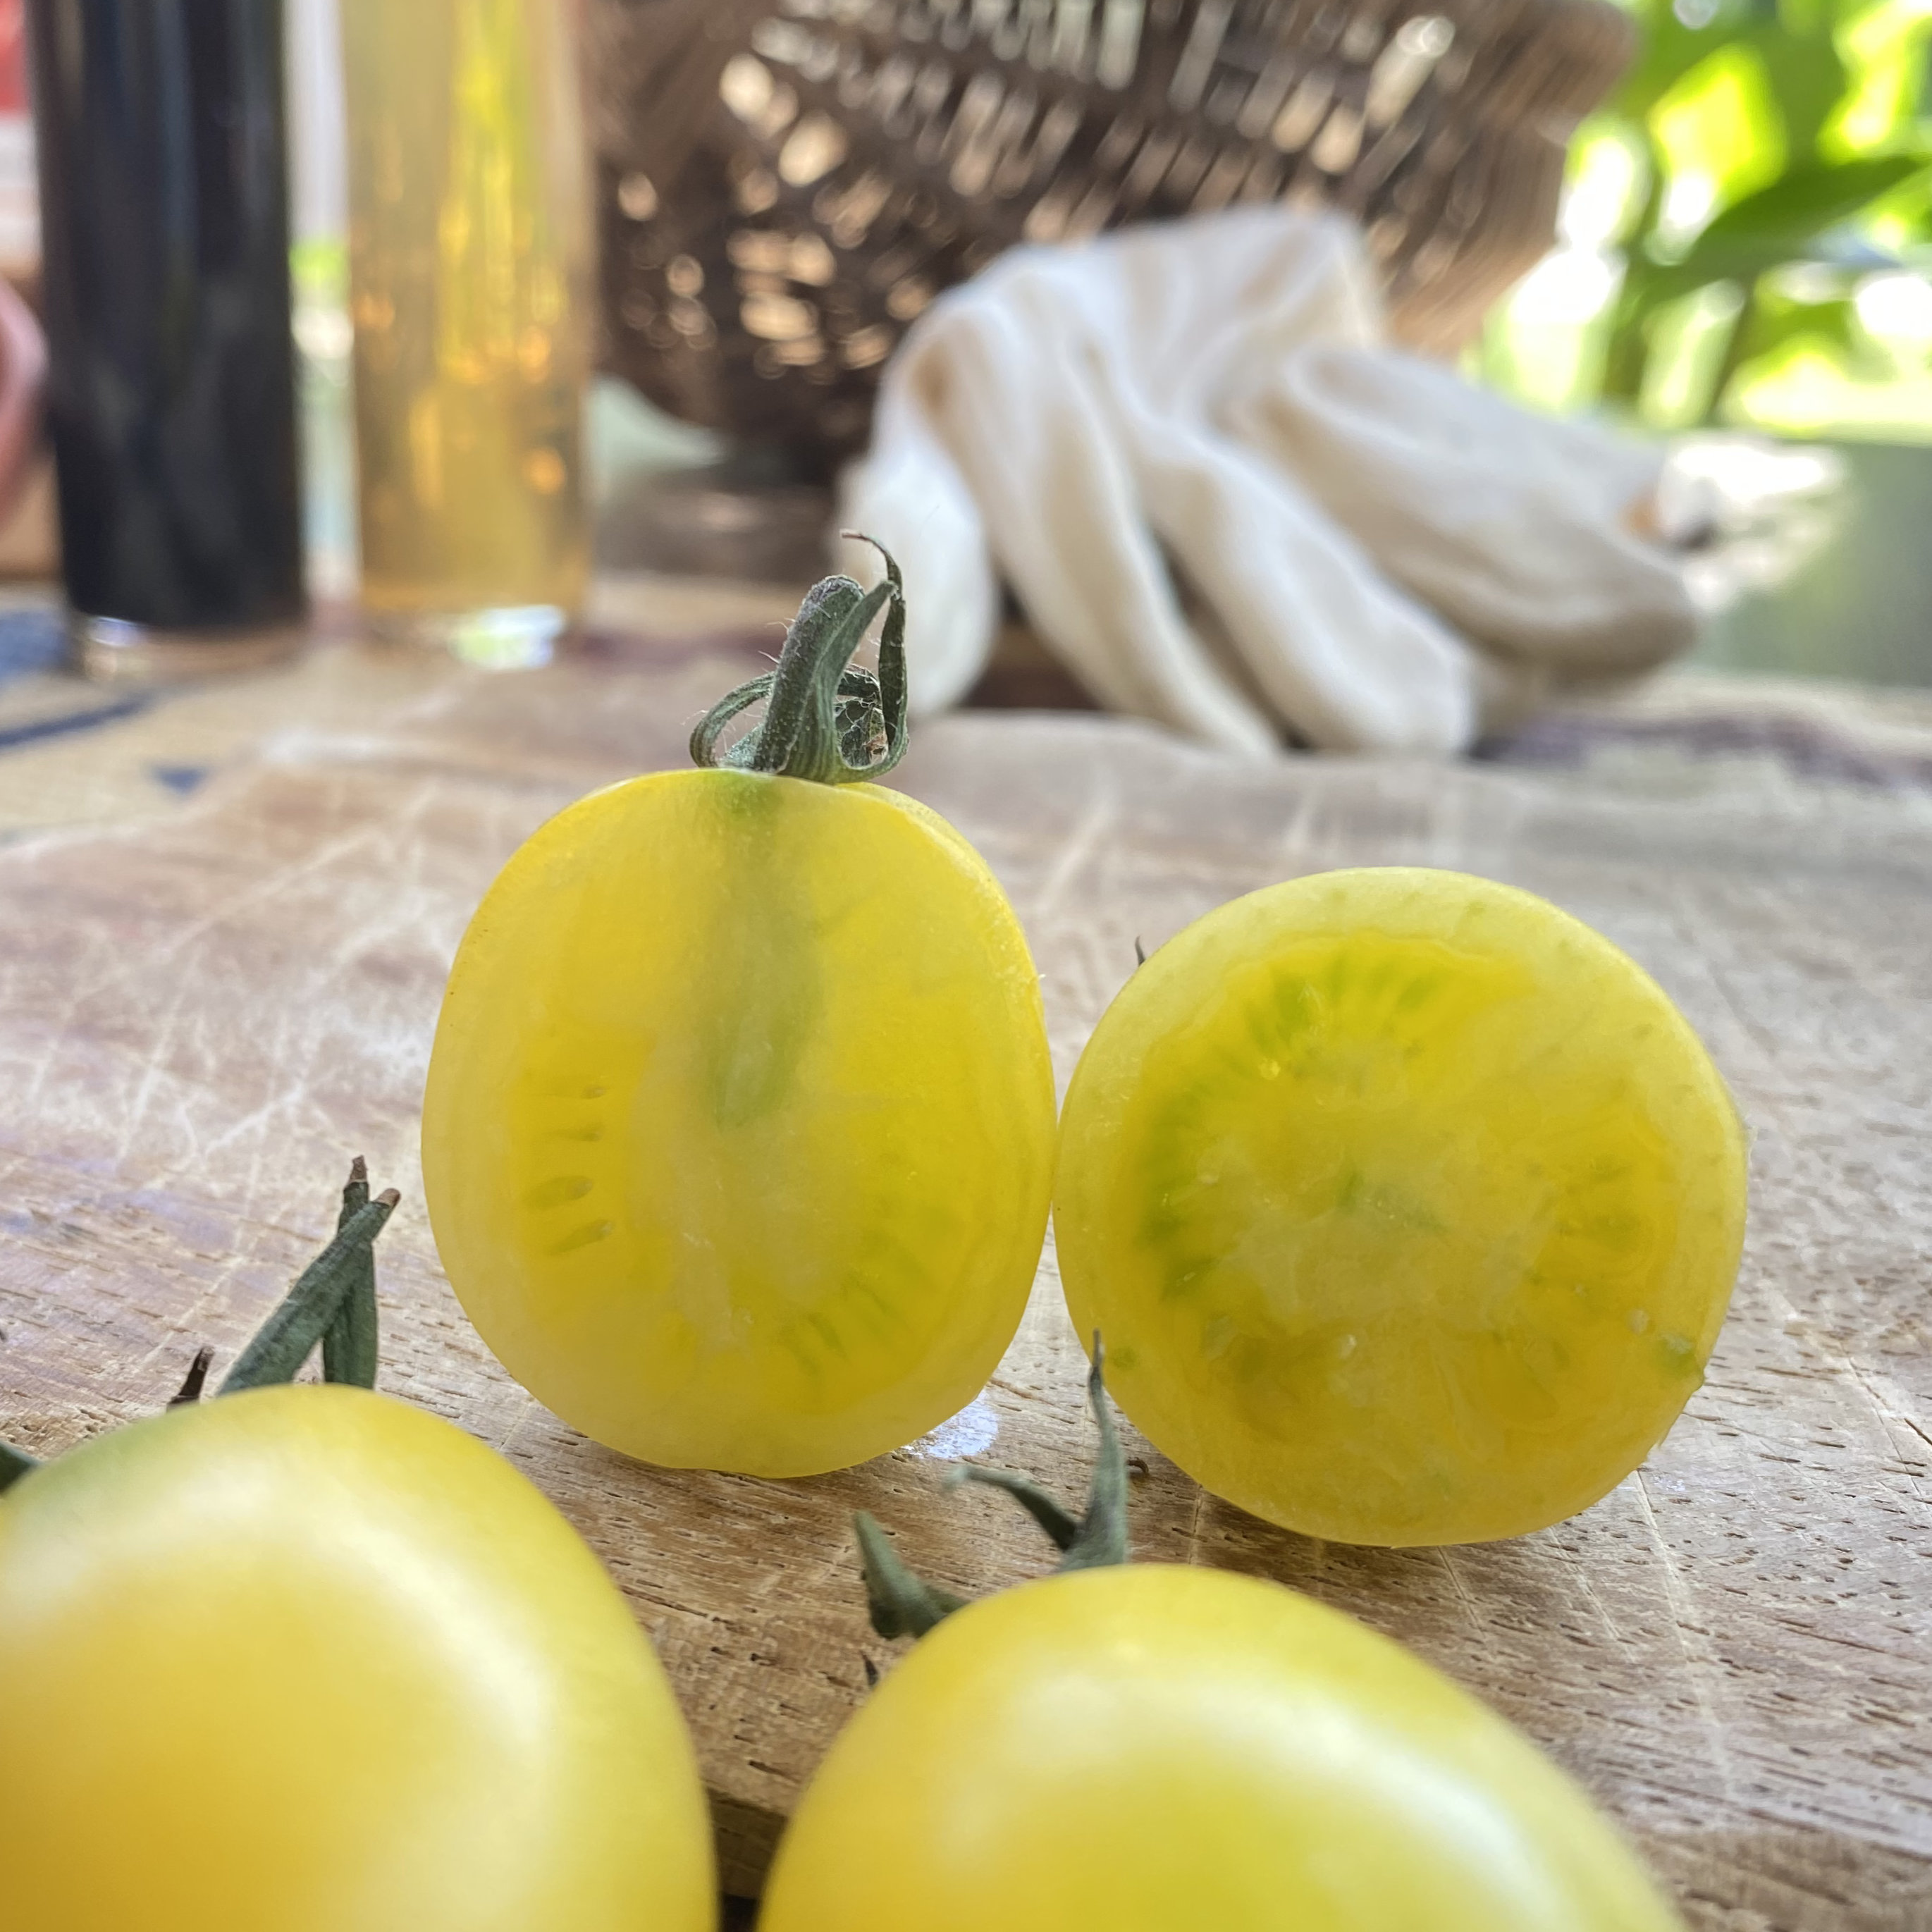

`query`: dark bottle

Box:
[28,0,304,675]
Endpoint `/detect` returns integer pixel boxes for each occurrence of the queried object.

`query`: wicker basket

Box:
[586,0,1631,476]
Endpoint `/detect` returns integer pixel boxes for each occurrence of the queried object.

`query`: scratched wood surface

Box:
[0,632,1928,1923]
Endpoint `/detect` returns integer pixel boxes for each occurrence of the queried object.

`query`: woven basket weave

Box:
[586,0,1631,474]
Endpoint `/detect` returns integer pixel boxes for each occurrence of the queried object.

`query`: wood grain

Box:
[1,639,1927,1921]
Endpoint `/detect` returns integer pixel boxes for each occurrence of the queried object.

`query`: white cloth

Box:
[839,208,1696,756]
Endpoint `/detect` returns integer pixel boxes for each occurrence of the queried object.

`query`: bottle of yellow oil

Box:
[340,0,591,666]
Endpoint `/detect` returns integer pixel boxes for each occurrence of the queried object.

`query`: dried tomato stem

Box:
[689,536,907,786]
[166,1346,214,1408]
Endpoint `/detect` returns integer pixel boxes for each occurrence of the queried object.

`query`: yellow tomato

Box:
[1054,868,1747,1545]
[422,768,1054,1475]
[0,1385,713,1932]
[760,1564,1682,1931]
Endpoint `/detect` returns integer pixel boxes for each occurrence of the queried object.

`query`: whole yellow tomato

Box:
[759,1563,1682,1931]
[1054,868,1747,1544]
[422,564,1054,1475]
[0,1384,715,1932]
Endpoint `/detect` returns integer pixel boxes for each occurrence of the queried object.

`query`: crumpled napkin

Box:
[839,207,1696,756]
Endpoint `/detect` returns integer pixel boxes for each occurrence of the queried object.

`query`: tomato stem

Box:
[851,1339,1130,1644]
[219,1176,398,1396]
[689,536,908,786]
[0,1437,37,1494]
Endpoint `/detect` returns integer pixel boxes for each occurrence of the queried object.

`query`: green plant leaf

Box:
[1628,154,1929,305]
[1617,1,1745,121]
[1697,152,1931,248]
[1744,18,1848,159]
[1707,289,1864,423]
[1740,293,1862,363]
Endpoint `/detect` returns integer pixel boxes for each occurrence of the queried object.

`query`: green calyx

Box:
[220,1160,395,1395]
[0,1437,37,1495]
[853,1518,969,1640]
[0,1161,398,1494]
[689,536,908,787]
[321,1158,381,1391]
[854,1336,1130,1643]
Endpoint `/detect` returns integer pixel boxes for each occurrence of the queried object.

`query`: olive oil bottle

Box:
[340,0,591,667]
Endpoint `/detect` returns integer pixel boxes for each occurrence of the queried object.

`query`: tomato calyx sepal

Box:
[0,1436,37,1494]
[319,1157,381,1391]
[946,1341,1129,1574]
[219,1166,397,1396]
[1,1162,400,1496]
[854,1337,1129,1644]
[853,1513,968,1639]
[689,536,908,787]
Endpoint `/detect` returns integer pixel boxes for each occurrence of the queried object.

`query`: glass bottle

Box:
[339,0,592,668]
[27,0,307,679]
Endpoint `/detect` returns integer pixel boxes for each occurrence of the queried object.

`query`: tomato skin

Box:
[1054,868,1748,1546]
[0,1385,714,1932]
[759,1564,1680,1932]
[422,768,1055,1477]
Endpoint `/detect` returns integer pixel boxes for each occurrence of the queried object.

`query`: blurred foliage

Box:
[1483,0,1932,435]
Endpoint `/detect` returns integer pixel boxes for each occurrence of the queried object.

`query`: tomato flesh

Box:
[1054,869,1747,1544]
[422,770,1055,1475]
[761,1565,1682,1931]
[0,1385,713,1932]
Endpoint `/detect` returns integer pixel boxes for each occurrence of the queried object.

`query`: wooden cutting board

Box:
[1,634,1927,1924]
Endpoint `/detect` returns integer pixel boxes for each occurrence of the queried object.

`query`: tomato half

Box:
[0,1385,714,1932]
[422,768,1054,1476]
[1054,868,1747,1544]
[759,1563,1682,1930]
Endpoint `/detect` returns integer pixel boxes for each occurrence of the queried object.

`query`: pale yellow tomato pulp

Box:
[422,769,1055,1475]
[760,1565,1682,1931]
[0,1386,713,1932]
[1055,868,1748,1545]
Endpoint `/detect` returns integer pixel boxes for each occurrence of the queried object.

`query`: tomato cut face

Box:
[760,1565,1684,1931]
[1054,868,1748,1545]
[423,768,1055,1476]
[0,1386,713,1932]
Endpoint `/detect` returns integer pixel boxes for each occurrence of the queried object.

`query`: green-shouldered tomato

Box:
[423,560,1054,1475]
[1054,868,1747,1544]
